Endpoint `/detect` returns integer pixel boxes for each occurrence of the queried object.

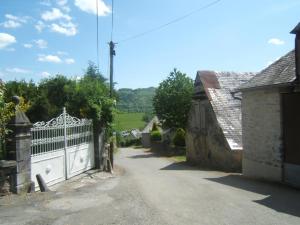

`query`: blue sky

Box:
[0,0,299,89]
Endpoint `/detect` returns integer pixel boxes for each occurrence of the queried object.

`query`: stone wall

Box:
[241,89,283,181]
[186,99,242,172]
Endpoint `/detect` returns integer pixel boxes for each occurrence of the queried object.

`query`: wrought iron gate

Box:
[31,108,94,190]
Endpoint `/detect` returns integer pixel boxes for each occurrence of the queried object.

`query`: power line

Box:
[111,0,114,41]
[96,0,100,71]
[117,0,222,44]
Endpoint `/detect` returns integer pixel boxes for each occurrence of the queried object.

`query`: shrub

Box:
[151,122,158,131]
[173,128,186,147]
[150,130,162,141]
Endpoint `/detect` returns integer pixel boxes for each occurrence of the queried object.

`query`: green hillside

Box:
[116,87,156,113]
[113,112,146,131]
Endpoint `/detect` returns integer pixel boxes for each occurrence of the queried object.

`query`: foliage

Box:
[142,111,154,123]
[153,68,193,129]
[3,63,114,128]
[4,80,38,104]
[39,75,73,118]
[116,87,156,113]
[116,131,141,147]
[150,130,162,142]
[173,128,186,147]
[113,112,146,132]
[151,122,158,131]
[0,80,30,159]
[85,61,107,83]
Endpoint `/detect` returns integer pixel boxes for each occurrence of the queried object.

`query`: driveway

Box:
[1,147,300,225]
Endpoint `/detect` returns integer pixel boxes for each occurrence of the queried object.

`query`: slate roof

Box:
[239,50,296,90]
[196,71,255,150]
[142,116,159,133]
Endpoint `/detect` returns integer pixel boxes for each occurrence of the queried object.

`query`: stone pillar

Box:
[6,97,32,194]
[93,122,100,169]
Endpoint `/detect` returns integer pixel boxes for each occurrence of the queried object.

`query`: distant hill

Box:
[116,87,156,113]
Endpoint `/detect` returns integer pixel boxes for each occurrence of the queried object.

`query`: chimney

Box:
[291,23,300,83]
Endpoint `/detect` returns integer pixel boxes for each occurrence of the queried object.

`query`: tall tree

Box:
[153,69,193,129]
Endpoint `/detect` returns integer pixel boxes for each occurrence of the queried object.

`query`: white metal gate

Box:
[31,108,94,190]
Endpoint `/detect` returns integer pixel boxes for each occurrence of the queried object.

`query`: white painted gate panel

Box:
[66,143,94,179]
[31,108,94,190]
[31,150,65,188]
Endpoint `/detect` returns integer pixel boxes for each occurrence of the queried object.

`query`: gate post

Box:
[93,122,105,170]
[6,96,32,194]
[63,107,68,179]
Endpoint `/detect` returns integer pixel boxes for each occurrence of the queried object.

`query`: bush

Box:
[173,128,186,147]
[150,130,162,141]
[151,122,158,131]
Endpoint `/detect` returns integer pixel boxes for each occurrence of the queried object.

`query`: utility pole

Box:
[109,41,116,98]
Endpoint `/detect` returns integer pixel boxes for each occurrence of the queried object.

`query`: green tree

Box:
[85,61,107,83]
[66,69,114,127]
[39,75,74,118]
[4,80,38,104]
[153,68,193,129]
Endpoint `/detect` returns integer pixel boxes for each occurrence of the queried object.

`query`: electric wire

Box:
[96,0,100,71]
[111,0,114,41]
[117,0,222,44]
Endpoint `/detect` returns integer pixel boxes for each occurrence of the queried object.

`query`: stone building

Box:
[186,71,254,172]
[238,24,300,187]
[141,116,159,148]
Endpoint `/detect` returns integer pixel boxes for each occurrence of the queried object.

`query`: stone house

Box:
[141,116,159,148]
[186,71,254,171]
[238,24,300,187]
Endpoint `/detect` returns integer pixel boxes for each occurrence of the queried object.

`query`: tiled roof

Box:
[239,50,296,90]
[196,71,255,150]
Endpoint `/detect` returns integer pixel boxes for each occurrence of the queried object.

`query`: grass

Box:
[113,112,146,131]
[170,155,186,163]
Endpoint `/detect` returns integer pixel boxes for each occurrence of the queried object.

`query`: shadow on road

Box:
[206,175,300,218]
[128,153,158,159]
[160,162,199,171]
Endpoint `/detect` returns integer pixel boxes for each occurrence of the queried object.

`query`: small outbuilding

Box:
[141,116,159,148]
[186,71,254,171]
[238,24,300,187]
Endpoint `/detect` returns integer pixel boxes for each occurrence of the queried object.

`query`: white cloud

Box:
[35,21,46,32]
[65,58,75,64]
[2,20,21,28]
[5,14,28,23]
[34,39,48,49]
[6,67,31,74]
[50,22,77,36]
[41,8,71,21]
[1,14,28,28]
[24,43,33,48]
[268,38,285,45]
[75,0,111,16]
[0,33,16,49]
[38,54,62,63]
[56,0,71,12]
[40,71,51,77]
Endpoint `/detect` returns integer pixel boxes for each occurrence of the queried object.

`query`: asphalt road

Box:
[1,147,300,225]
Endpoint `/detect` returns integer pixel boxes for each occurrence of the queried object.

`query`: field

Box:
[113,112,146,131]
